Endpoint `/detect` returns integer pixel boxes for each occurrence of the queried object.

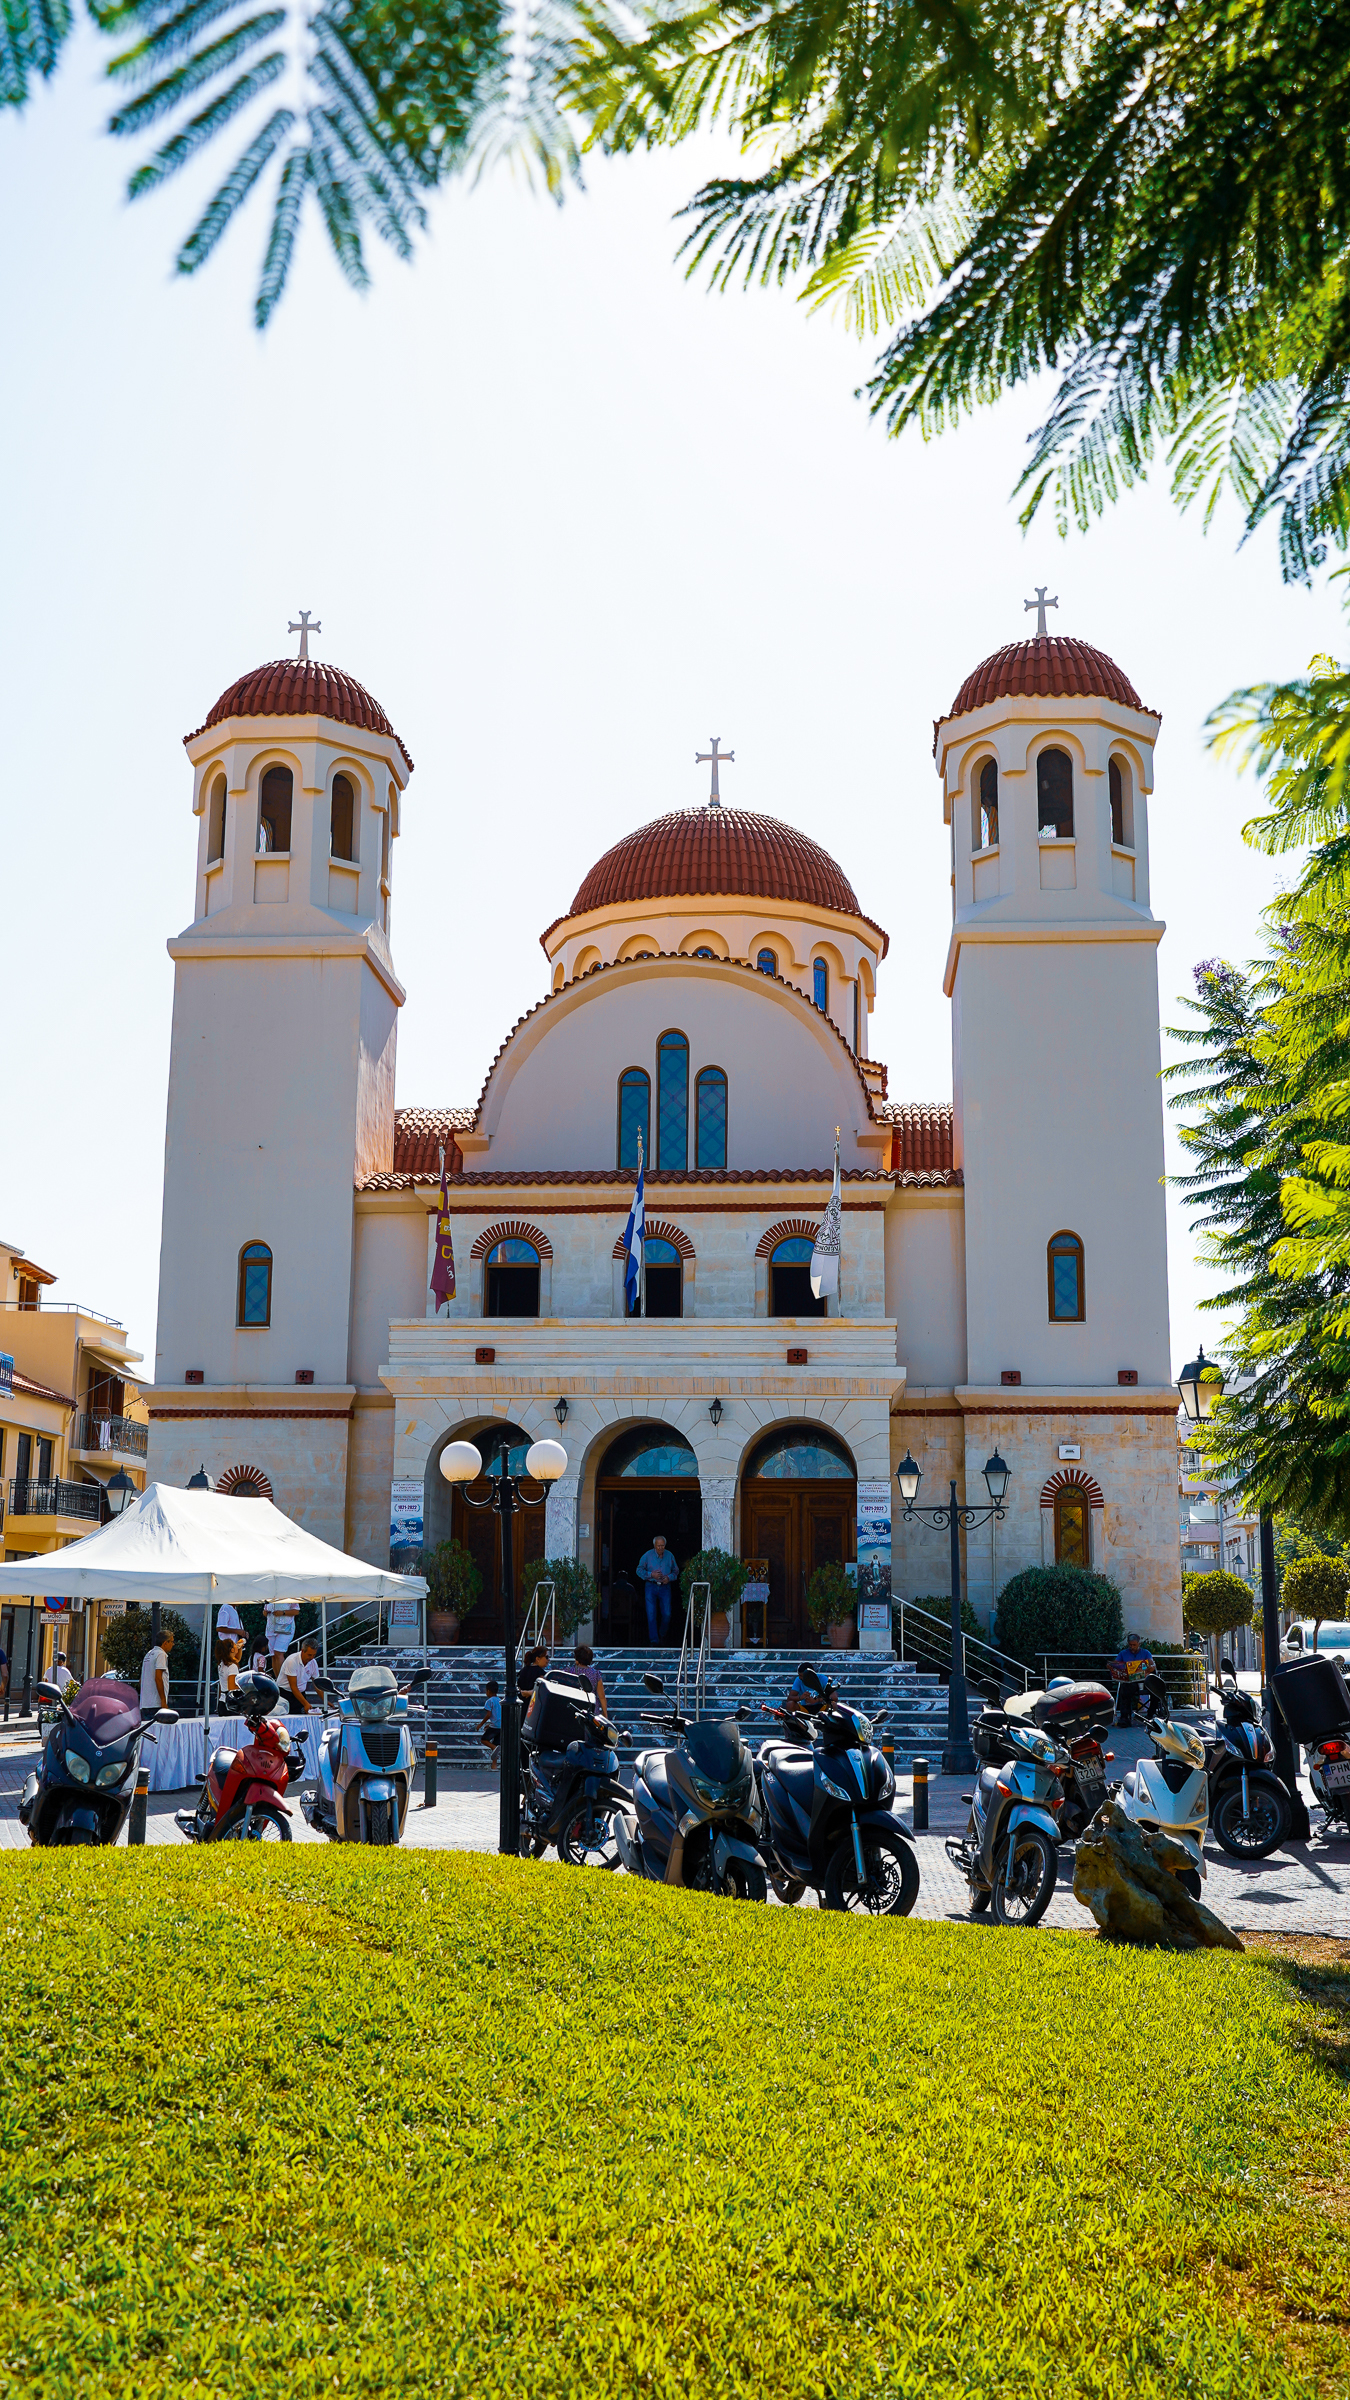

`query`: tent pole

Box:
[203,1577,213,1782]
[322,1600,328,1678]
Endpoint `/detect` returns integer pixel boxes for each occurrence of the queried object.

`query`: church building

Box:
[146,627,1183,1644]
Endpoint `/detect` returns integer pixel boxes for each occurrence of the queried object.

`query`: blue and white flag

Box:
[623,1137,645,1315]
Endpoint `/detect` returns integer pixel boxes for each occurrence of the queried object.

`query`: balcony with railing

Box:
[74,1412,148,1460]
[5,1478,102,1523]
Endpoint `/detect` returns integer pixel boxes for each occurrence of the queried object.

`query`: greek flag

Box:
[623,1137,645,1316]
[810,1132,842,1301]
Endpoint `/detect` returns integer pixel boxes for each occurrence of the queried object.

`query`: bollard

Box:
[423,1742,438,1810]
[911,1755,929,1833]
[128,1765,150,1846]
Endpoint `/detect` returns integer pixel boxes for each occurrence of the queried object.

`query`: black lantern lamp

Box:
[553,1396,569,1427]
[186,1464,213,1491]
[105,1467,137,1518]
[895,1448,1011,1774]
[709,1397,723,1427]
[1176,1347,1223,1425]
[440,1433,568,1855]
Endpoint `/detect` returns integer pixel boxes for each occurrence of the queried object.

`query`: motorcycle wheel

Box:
[823,1825,920,1917]
[217,1803,291,1844]
[722,1858,768,1902]
[1212,1778,1289,1859]
[968,1888,991,1916]
[770,1873,808,1906]
[990,1827,1056,1926]
[51,1828,96,1847]
[557,1801,622,1869]
[365,1799,395,1846]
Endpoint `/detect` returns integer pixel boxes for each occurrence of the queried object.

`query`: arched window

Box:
[1036,748,1074,840]
[485,1239,540,1318]
[331,773,357,862]
[237,1241,272,1327]
[694,946,715,958]
[617,1068,650,1171]
[630,1236,683,1319]
[695,1067,728,1169]
[813,958,828,1012]
[756,948,776,975]
[1109,758,1134,848]
[975,759,999,850]
[745,1425,854,1479]
[770,1235,826,1319]
[1054,1482,1089,1567]
[852,980,861,1053]
[657,1031,689,1172]
[206,773,227,865]
[1048,1230,1085,1322]
[258,765,293,855]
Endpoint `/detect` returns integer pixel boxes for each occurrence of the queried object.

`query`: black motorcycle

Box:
[518,1670,632,1867]
[614,1672,767,1899]
[19,1674,178,1847]
[1205,1661,1294,1857]
[755,1663,920,1915]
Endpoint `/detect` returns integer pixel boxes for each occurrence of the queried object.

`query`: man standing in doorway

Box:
[637,1534,678,1646]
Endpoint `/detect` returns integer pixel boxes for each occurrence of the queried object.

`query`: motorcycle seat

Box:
[642,1753,673,1813]
[211,1748,238,1780]
[765,1749,816,1800]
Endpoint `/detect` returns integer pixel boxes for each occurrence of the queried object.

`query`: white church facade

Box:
[145,630,1183,1644]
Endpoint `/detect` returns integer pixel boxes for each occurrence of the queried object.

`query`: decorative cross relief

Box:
[1024,587,1059,638]
[697,736,734,806]
[289,610,321,661]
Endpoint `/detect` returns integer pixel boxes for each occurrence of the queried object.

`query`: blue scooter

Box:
[306,1663,431,1844]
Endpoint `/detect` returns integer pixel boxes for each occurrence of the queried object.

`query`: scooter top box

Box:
[1027,1680,1114,1731]
[523,1672,599,1754]
[1272,1654,1350,1745]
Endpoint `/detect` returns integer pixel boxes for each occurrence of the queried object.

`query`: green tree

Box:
[1181,1571,1255,1640]
[101,1606,201,1682]
[1281,1551,1350,1647]
[423,1537,483,1624]
[679,1549,751,1614]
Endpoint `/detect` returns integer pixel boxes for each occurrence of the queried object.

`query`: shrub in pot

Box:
[422,1538,481,1642]
[993,1564,1123,1674]
[806,1560,856,1649]
[679,1550,751,1647]
[522,1557,601,1643]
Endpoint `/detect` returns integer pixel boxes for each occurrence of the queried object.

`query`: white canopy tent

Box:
[0,1483,427,1768]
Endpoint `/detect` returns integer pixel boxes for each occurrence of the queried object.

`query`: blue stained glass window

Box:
[238,1241,272,1326]
[772,1237,814,1264]
[813,958,828,1012]
[696,1067,727,1169]
[757,948,776,975]
[618,1068,650,1171]
[657,1032,689,1172]
[485,1239,538,1266]
[746,1426,853,1480]
[644,1238,679,1265]
[1049,1232,1084,1321]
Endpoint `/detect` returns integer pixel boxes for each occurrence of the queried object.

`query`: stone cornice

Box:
[943,916,1164,997]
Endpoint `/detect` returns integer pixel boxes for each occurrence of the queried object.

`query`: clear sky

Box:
[2,40,1343,1376]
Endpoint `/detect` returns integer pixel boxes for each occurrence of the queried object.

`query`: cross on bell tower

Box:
[1024,587,1059,639]
[289,609,321,662]
[697,736,734,806]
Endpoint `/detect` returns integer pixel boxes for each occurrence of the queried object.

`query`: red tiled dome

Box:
[944,637,1151,725]
[186,658,413,772]
[563,807,880,936]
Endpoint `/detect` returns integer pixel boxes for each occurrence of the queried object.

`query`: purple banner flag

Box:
[430,1150,456,1313]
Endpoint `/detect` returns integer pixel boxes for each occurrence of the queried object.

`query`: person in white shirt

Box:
[215,1599,243,1677]
[139,1628,174,1712]
[52,1653,74,1697]
[277,1639,319,1715]
[265,1603,299,1673]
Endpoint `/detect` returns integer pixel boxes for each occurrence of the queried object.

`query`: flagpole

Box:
[639,1133,646,1319]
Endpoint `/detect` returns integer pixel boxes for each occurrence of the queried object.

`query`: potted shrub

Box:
[679,1549,750,1647]
[522,1557,601,1645]
[422,1538,482,1643]
[993,1564,1123,1675]
[806,1560,856,1650]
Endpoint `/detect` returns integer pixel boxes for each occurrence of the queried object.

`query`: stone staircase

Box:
[329,1645,954,1769]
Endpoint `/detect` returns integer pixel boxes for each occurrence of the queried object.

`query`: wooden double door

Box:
[742,1481,855,1646]
[452,1489,546,1639]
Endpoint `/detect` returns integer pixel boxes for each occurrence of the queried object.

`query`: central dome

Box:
[567,806,866,923]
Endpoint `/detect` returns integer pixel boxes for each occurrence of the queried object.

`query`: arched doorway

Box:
[597,1424,702,1647]
[741,1425,856,1646]
[440,1422,546,1643]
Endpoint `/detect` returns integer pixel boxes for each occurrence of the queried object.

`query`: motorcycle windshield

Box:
[68,1676,142,1746]
[684,1719,746,1789]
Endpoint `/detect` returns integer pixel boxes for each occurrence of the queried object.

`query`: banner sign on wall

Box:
[855,1483,892,1604]
[0,1353,12,1395]
[389,1479,424,1569]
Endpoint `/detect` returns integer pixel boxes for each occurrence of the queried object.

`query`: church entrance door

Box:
[595,1424,702,1647]
[741,1426,856,1647]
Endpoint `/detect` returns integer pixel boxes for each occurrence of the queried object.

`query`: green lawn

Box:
[1,1853,1346,2400]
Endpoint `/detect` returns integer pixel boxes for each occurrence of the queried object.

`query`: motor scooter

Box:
[948,1716,1065,1924]
[518,1669,631,1866]
[306,1662,431,1844]
[175,1672,299,1843]
[614,1672,767,1898]
[1114,1714,1209,1895]
[1001,1679,1115,1842]
[754,1663,919,1914]
[1203,1660,1293,1856]
[20,1676,178,1847]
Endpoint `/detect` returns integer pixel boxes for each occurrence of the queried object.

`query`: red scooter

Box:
[174,1672,299,1844]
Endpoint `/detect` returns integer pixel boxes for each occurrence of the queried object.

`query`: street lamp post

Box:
[439,1432,568,1856]
[895,1449,1010,1775]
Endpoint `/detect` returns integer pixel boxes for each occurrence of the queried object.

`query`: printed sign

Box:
[390,1596,420,1630]
[389,1478,424,1567]
[42,1596,70,1617]
[0,1353,11,1396]
[856,1482,892,1604]
[858,1602,891,1633]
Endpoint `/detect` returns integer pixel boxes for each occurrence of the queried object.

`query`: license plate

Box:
[1324,1762,1350,1789]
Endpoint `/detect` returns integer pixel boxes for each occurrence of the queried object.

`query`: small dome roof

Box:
[557,806,885,948]
[186,657,413,772]
[943,636,1151,727]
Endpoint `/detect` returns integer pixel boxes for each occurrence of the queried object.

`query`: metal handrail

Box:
[1037,1650,1208,1708]
[894,1600,1031,1694]
[677,1581,712,1720]
[0,1300,128,1328]
[517,1580,556,1663]
[75,1413,148,1457]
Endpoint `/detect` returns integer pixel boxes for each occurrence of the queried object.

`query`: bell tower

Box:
[147,630,414,1538]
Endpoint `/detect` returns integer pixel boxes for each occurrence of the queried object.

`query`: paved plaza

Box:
[1,1720,1345,1937]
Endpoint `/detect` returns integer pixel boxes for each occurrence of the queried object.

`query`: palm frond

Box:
[0,0,73,106]
[130,52,285,195]
[175,98,293,265]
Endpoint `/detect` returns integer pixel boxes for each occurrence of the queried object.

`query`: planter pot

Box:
[428,1610,460,1645]
[826,1617,856,1651]
[709,1610,731,1650]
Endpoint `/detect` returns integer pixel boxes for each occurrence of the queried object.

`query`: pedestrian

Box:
[636,1533,679,1646]
[217,1634,244,1709]
[139,1625,174,1714]
[265,1600,299,1674]
[0,1639,9,1702]
[479,1678,502,1767]
[249,1632,270,1676]
[277,1637,320,1716]
[573,1643,607,1712]
[518,1644,549,1694]
[215,1597,244,1672]
[52,1651,75,1698]
[1111,1630,1157,1727]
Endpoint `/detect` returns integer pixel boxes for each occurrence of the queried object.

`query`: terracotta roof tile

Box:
[360,1165,901,1191]
[879,1100,954,1175]
[544,808,888,954]
[392,1107,474,1179]
[939,638,1154,740]
[4,1367,75,1409]
[186,658,413,773]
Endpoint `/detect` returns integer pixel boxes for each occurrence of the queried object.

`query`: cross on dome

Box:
[289,609,321,662]
[696,735,734,807]
[1024,587,1059,639]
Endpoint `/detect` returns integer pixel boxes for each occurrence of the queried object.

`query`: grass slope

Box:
[0,1852,1346,2399]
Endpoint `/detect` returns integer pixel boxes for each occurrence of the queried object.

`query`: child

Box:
[478,1679,502,1768]
[573,1643,606,1713]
